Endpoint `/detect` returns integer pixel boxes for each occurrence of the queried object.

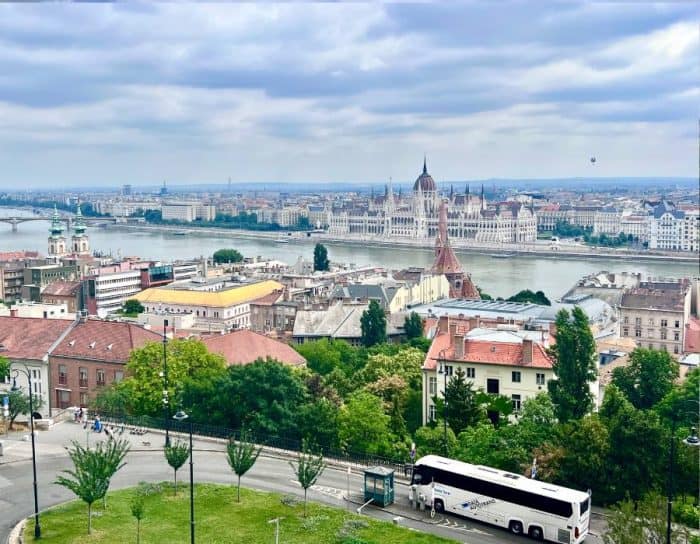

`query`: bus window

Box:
[580,498,589,515]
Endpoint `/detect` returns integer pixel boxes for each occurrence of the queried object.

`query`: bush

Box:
[673,498,700,529]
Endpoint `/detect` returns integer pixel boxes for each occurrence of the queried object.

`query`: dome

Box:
[413,158,436,192]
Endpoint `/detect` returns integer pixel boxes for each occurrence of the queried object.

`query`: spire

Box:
[450,184,454,199]
[423,155,427,175]
[466,183,470,196]
[74,203,86,236]
[49,204,64,237]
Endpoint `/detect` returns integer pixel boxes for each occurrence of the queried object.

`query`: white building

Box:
[649,201,685,251]
[162,202,216,223]
[0,301,72,320]
[593,208,621,235]
[85,269,142,315]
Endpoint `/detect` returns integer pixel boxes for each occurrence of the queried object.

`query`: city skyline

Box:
[0,3,697,187]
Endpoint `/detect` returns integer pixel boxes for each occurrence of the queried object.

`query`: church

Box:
[48,204,90,258]
[327,159,537,243]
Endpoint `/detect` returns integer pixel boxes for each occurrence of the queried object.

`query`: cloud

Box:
[0,2,696,186]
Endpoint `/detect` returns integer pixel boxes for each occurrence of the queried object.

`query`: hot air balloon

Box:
[590,157,596,164]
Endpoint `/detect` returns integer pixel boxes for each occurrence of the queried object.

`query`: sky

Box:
[0,3,697,188]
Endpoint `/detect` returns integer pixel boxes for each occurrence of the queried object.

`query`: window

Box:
[512,371,521,383]
[635,329,641,337]
[674,332,680,341]
[622,327,629,337]
[675,320,680,328]
[114,370,124,383]
[660,344,667,352]
[536,373,545,385]
[441,365,453,376]
[648,329,654,338]
[79,367,88,388]
[429,377,437,396]
[660,330,666,340]
[511,394,521,412]
[79,392,88,407]
[486,379,499,394]
[661,319,668,327]
[466,367,475,379]
[96,369,106,386]
[428,404,437,421]
[623,316,629,324]
[58,390,71,410]
[58,364,67,386]
[648,318,654,326]
[648,343,654,349]
[674,345,679,354]
[635,317,642,326]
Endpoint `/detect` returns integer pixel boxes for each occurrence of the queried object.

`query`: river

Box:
[0,209,697,300]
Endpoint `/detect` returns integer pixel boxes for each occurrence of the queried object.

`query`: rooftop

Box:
[133,280,284,308]
[0,317,73,360]
[201,330,305,367]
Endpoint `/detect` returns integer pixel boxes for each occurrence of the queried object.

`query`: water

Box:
[0,208,697,299]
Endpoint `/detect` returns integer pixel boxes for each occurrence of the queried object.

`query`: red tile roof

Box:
[424,329,553,370]
[0,317,73,360]
[685,316,700,354]
[202,329,306,367]
[52,319,162,363]
[42,280,82,297]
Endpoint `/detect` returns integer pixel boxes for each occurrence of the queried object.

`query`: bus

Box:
[410,455,590,543]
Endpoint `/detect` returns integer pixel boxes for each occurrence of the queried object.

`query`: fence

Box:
[101,412,411,476]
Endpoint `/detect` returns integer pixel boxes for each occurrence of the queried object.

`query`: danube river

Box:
[0,209,697,300]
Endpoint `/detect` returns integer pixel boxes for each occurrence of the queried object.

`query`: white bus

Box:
[410,455,590,543]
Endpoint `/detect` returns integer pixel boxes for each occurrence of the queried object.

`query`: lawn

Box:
[25,483,456,543]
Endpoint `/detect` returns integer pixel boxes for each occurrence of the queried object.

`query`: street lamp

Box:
[162,318,170,447]
[173,410,194,544]
[11,367,41,539]
[437,348,449,456]
[666,401,700,544]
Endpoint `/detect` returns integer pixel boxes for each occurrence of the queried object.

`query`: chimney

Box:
[549,322,557,339]
[10,309,17,317]
[449,320,457,340]
[523,339,533,364]
[438,315,449,334]
[454,334,464,359]
[468,316,477,330]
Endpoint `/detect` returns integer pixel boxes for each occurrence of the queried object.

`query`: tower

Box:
[71,204,90,255]
[48,205,67,257]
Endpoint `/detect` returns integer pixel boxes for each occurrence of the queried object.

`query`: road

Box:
[0,422,606,544]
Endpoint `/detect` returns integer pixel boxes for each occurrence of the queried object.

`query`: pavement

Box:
[0,420,608,544]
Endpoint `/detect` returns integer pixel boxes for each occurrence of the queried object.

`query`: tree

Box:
[122,299,145,314]
[289,440,325,517]
[226,432,262,502]
[101,438,131,508]
[164,441,190,495]
[6,388,44,430]
[403,312,424,339]
[212,248,243,264]
[121,338,226,416]
[444,368,483,435]
[506,289,551,306]
[555,415,609,496]
[0,356,9,381]
[313,243,329,271]
[297,398,340,449]
[611,348,679,410]
[338,391,391,455]
[359,347,424,390]
[547,307,597,423]
[360,300,387,347]
[130,488,146,544]
[414,423,457,457]
[55,440,129,534]
[603,492,685,544]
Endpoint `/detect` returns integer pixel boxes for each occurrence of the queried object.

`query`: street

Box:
[0,421,606,543]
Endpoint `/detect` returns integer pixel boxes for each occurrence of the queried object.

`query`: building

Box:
[327,160,537,243]
[201,329,306,367]
[292,301,406,346]
[421,316,556,425]
[249,290,298,334]
[619,279,692,356]
[161,202,216,223]
[0,263,26,302]
[47,205,68,257]
[133,279,285,330]
[0,301,73,320]
[593,208,621,235]
[647,201,698,252]
[70,205,90,255]
[41,280,84,313]
[49,319,162,410]
[0,317,75,418]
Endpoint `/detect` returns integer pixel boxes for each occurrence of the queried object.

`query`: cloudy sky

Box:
[0,3,697,188]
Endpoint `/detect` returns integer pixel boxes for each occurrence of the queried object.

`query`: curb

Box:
[7,519,25,544]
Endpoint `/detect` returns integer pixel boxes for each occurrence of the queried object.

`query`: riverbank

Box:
[111,223,698,264]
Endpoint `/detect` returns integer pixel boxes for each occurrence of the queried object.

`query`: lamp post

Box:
[163,318,170,447]
[11,367,41,539]
[666,401,700,544]
[173,410,194,544]
[437,349,449,456]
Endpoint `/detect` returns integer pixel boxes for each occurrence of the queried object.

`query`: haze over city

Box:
[0,3,697,188]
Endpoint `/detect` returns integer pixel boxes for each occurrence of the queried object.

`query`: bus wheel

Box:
[508,521,523,535]
[528,526,544,540]
[433,499,445,514]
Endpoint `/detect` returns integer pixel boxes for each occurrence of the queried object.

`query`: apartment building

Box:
[161,202,216,222]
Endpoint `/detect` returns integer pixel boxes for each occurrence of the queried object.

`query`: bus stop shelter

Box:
[363,466,395,507]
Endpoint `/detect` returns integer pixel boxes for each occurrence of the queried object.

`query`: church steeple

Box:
[73,204,86,236]
[71,203,90,255]
[49,205,64,238]
[423,155,428,175]
[48,204,67,257]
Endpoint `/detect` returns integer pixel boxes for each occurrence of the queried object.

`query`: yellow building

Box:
[134,280,283,329]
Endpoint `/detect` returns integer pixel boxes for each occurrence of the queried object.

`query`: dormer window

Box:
[106,344,113,351]
[89,341,96,349]
[68,340,75,347]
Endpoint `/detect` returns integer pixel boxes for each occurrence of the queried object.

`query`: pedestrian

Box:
[94,415,101,433]
[74,407,80,423]
[82,410,88,429]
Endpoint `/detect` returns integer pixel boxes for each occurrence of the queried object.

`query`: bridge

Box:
[0,215,119,232]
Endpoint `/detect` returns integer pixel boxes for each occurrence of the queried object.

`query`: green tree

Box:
[212,248,243,264]
[130,489,146,544]
[555,415,609,496]
[91,383,132,416]
[6,388,44,430]
[164,441,190,495]
[289,440,326,517]
[122,299,145,314]
[54,440,129,534]
[295,338,359,376]
[226,432,262,502]
[476,286,493,301]
[456,422,526,473]
[611,348,679,410]
[0,356,9,381]
[403,312,424,339]
[121,338,226,416]
[444,368,483,435]
[359,347,424,390]
[338,391,391,455]
[547,307,597,423]
[102,438,131,508]
[414,423,457,457]
[360,300,387,347]
[297,398,340,449]
[656,368,700,429]
[313,243,329,271]
[506,289,551,306]
[604,492,684,544]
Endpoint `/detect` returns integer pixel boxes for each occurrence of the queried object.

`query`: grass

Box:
[25,483,456,543]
